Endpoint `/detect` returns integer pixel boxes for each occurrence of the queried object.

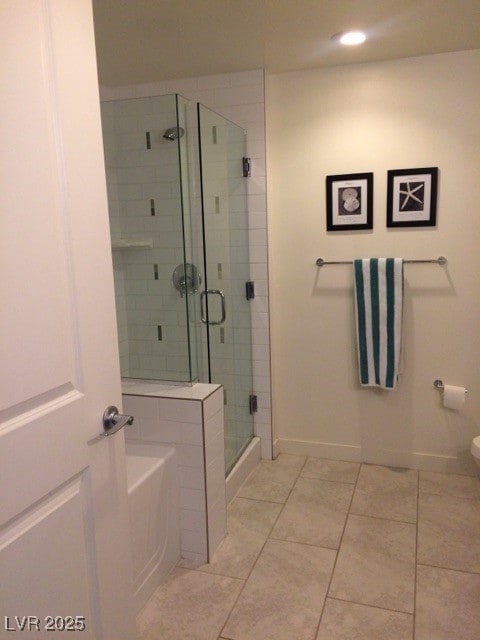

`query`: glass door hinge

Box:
[245,281,255,300]
[249,394,258,414]
[242,157,251,177]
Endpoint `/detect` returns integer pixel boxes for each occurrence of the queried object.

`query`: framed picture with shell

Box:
[326,172,374,231]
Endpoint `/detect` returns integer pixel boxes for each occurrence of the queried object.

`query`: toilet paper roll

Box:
[443,384,466,411]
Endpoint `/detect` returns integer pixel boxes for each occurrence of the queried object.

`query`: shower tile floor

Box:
[137,454,480,640]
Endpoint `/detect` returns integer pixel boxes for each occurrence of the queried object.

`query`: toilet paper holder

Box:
[433,379,468,394]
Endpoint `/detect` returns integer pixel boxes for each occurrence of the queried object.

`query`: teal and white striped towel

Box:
[353,258,404,390]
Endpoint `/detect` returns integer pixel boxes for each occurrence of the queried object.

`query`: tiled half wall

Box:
[123,383,226,565]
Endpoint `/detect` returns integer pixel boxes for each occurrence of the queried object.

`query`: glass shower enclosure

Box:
[100,94,254,475]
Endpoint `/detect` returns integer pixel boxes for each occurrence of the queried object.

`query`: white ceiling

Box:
[92,0,480,87]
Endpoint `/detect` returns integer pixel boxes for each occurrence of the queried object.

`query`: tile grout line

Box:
[313,460,363,639]
[267,534,340,552]
[416,561,480,576]
[230,495,287,505]
[326,594,414,617]
[217,455,308,639]
[231,494,285,504]
[347,510,417,526]
[300,474,359,486]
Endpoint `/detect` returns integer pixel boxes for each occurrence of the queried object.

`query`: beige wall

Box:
[266,50,480,473]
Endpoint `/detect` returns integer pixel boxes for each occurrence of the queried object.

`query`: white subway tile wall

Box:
[102,69,272,459]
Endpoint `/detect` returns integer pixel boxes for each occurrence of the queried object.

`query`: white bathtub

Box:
[125,442,180,613]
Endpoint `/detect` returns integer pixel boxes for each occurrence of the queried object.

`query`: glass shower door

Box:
[100,93,199,383]
[197,104,254,475]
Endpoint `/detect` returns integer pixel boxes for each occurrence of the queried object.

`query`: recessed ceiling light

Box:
[336,31,367,46]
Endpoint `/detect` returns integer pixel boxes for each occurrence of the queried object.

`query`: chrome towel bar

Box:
[316,256,447,267]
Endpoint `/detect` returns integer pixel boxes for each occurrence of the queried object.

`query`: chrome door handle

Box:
[200,289,226,325]
[102,405,134,436]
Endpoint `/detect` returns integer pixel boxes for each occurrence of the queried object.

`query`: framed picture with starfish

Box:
[387,167,438,227]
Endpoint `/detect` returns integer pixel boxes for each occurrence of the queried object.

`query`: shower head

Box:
[163,126,185,141]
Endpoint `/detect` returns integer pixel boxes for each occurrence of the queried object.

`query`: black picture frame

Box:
[386,167,438,227]
[326,172,373,231]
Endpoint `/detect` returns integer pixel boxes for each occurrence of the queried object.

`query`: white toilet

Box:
[471,436,480,476]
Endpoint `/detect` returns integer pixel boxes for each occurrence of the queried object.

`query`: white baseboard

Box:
[278,437,478,476]
[225,437,261,503]
[272,438,280,459]
[278,438,362,462]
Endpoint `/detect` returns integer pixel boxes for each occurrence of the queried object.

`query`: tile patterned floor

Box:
[137,455,480,640]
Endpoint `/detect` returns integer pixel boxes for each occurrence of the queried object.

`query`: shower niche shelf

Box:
[111,238,153,250]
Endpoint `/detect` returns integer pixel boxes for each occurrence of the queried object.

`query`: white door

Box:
[0,2,135,638]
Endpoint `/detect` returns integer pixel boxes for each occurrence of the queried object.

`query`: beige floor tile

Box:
[137,568,243,640]
[417,492,480,572]
[415,565,480,640]
[301,457,360,484]
[350,464,418,523]
[222,539,336,640]
[198,497,282,579]
[270,476,353,548]
[316,598,413,640]
[136,456,480,640]
[237,454,305,503]
[419,470,480,499]
[329,514,416,613]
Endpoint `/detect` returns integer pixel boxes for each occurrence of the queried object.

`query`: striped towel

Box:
[353,258,404,390]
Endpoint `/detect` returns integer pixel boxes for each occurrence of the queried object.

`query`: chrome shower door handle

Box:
[209,289,226,324]
[200,289,226,325]
[200,290,207,324]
